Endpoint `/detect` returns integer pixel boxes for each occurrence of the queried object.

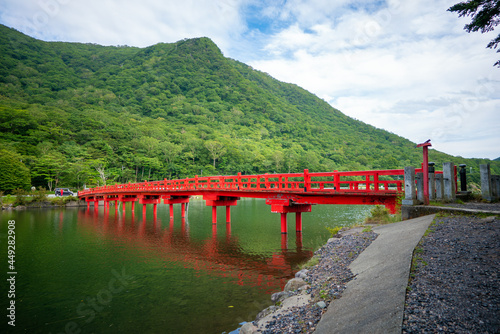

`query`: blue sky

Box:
[0,0,499,159]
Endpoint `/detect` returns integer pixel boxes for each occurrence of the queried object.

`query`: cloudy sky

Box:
[1,0,499,159]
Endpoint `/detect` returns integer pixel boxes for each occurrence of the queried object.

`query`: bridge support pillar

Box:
[204,195,239,225]
[296,212,302,232]
[86,198,97,211]
[181,203,186,218]
[212,206,217,224]
[139,195,161,220]
[163,196,191,221]
[103,196,119,213]
[267,199,312,234]
[118,195,138,216]
[226,206,231,223]
[281,213,287,234]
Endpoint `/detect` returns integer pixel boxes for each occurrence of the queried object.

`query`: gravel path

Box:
[403,214,499,333]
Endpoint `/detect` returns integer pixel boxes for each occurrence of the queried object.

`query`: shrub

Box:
[326,226,342,238]
[0,149,31,194]
[63,196,78,203]
[31,187,48,202]
[362,226,372,232]
[13,188,28,206]
[364,205,401,224]
[299,256,319,269]
[50,195,78,206]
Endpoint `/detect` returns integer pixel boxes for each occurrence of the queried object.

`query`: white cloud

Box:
[249,0,500,159]
[0,0,244,48]
[0,0,499,159]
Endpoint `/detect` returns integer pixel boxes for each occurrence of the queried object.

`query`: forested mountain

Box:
[0,24,498,192]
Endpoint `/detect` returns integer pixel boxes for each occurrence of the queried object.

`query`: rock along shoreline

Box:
[238,227,378,334]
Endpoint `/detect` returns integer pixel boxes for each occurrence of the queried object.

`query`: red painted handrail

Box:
[78,169,415,197]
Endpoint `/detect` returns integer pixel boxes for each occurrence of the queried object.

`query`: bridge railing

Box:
[78,168,418,197]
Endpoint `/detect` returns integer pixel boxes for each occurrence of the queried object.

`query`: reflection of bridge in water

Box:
[76,209,312,293]
[79,169,408,234]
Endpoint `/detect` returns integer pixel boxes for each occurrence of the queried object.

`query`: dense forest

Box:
[0,24,498,193]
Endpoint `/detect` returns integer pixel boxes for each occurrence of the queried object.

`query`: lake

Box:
[0,199,372,333]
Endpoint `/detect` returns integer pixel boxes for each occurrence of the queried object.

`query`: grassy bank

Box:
[1,189,81,208]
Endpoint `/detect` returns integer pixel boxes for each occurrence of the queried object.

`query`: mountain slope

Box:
[0,24,497,191]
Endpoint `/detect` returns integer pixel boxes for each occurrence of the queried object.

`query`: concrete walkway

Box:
[314,214,435,334]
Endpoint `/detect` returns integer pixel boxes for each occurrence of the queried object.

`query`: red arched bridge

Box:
[77,168,418,234]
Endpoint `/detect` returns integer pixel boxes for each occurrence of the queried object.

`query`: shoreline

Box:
[0,195,208,211]
[1,200,87,210]
[238,227,378,334]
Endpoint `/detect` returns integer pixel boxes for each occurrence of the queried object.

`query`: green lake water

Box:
[0,199,371,333]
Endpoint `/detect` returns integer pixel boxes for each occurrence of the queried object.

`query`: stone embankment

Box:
[240,230,377,334]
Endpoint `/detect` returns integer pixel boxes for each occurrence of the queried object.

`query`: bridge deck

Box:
[79,169,409,196]
[77,169,427,233]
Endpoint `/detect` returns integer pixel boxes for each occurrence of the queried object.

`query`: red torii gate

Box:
[79,168,408,234]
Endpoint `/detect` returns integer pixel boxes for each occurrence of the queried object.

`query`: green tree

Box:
[448,0,500,66]
[141,157,161,181]
[31,152,67,191]
[141,136,160,157]
[160,141,182,179]
[92,160,108,186]
[205,140,226,169]
[68,159,94,189]
[0,149,31,193]
[272,150,284,172]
